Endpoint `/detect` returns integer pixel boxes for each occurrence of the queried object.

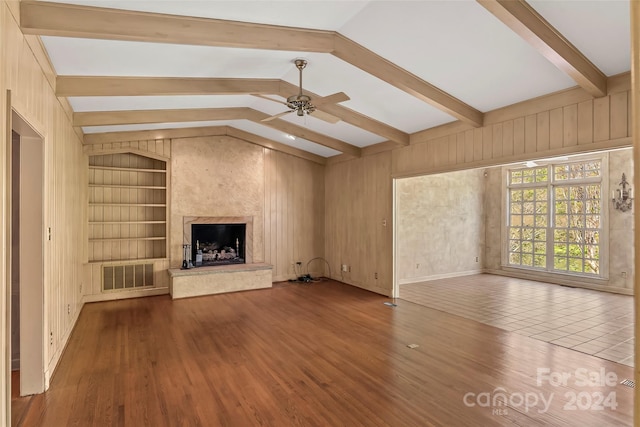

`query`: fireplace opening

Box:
[191,223,246,266]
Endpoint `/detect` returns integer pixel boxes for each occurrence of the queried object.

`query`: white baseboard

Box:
[399,269,483,285]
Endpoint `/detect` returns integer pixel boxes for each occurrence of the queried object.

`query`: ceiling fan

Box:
[255,59,350,124]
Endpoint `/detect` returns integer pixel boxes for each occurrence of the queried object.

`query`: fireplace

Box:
[191,223,245,266]
[183,216,253,267]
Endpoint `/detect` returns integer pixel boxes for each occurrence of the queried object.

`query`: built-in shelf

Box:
[89,165,166,173]
[88,152,168,263]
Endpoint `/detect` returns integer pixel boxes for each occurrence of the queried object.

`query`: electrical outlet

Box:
[475,257,479,262]
[416,263,420,269]
[382,218,387,227]
[374,272,378,279]
[296,261,302,266]
[67,304,70,314]
[348,266,351,272]
[50,331,53,345]
[342,264,348,272]
[622,271,628,278]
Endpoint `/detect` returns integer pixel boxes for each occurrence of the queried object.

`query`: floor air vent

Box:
[103,263,154,291]
[620,379,635,388]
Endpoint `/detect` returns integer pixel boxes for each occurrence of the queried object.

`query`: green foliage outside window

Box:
[507,160,601,276]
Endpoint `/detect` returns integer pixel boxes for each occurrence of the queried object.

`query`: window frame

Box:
[501,155,609,280]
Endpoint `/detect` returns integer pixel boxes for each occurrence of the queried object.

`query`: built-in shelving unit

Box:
[88,153,168,262]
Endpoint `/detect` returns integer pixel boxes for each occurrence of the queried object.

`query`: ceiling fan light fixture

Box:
[259,59,348,123]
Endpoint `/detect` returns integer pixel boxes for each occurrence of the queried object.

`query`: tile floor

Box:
[400,274,635,366]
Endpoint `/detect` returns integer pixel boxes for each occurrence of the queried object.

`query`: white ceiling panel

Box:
[250,96,384,147]
[339,1,578,111]
[40,0,370,30]
[41,37,310,77]
[279,53,456,132]
[528,0,630,76]
[230,120,342,157]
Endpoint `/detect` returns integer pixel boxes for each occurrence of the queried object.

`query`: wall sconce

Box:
[612,173,633,212]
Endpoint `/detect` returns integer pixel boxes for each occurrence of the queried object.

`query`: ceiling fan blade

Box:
[313,92,350,106]
[261,110,294,122]
[309,109,341,124]
[252,93,288,106]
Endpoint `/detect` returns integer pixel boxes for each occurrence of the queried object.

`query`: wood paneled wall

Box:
[393,89,632,177]
[1,1,87,420]
[325,151,392,296]
[264,149,325,281]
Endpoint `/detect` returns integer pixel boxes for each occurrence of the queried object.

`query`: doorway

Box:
[10,111,45,399]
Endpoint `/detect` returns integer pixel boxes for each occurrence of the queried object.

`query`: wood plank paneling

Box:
[1,1,87,409]
[492,123,503,159]
[536,110,550,152]
[502,120,514,157]
[610,91,628,139]
[593,96,610,142]
[549,107,563,149]
[482,126,492,160]
[391,91,631,178]
[565,104,579,147]
[325,151,391,295]
[513,117,525,155]
[577,100,593,144]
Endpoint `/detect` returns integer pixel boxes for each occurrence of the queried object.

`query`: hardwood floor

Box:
[14,280,634,426]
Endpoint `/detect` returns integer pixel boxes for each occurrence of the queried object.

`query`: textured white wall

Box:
[396,169,486,283]
[608,149,635,290]
[170,136,265,268]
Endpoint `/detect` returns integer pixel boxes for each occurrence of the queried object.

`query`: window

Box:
[506,159,603,277]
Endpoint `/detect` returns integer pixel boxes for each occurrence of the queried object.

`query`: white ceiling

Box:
[37,0,631,158]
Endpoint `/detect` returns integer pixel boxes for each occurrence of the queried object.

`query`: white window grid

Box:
[506,159,603,277]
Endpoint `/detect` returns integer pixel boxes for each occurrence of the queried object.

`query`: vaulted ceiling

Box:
[21,0,631,160]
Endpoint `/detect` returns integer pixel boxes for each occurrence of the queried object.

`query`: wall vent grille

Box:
[102,263,154,291]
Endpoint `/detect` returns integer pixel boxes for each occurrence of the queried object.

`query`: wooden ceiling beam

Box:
[57,76,282,97]
[333,35,484,127]
[56,75,409,145]
[74,107,360,156]
[277,81,410,145]
[82,125,326,164]
[73,107,249,127]
[20,1,335,52]
[225,127,326,165]
[83,125,228,144]
[478,0,607,98]
[245,110,361,157]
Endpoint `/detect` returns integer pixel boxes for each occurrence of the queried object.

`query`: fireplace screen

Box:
[191,223,246,266]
